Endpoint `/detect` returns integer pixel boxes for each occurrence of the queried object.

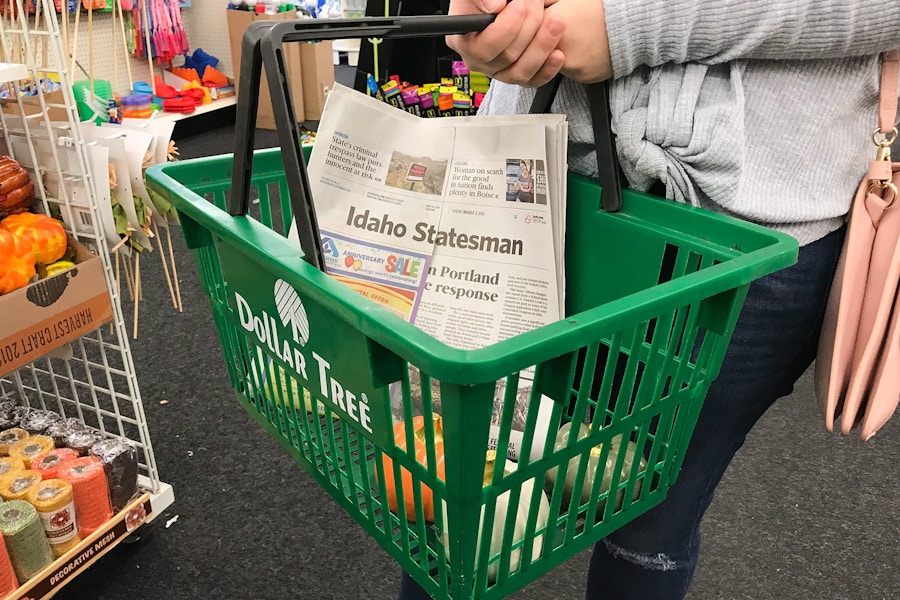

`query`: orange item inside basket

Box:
[201,65,229,88]
[58,456,112,538]
[0,533,17,595]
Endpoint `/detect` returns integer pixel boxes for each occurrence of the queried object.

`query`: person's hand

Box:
[446,0,566,88]
[544,0,611,83]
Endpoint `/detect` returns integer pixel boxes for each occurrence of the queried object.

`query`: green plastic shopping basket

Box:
[146,15,799,600]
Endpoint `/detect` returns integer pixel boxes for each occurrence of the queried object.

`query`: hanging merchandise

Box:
[131,0,189,63]
[124,7,136,53]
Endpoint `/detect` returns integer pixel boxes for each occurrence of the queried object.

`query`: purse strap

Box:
[870,51,900,186]
[878,50,900,136]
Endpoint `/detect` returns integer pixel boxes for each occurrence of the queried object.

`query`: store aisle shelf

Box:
[0,0,173,597]
[154,95,236,122]
[2,493,156,600]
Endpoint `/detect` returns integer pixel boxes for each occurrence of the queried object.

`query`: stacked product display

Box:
[0,0,172,596]
[366,60,491,118]
[0,404,138,592]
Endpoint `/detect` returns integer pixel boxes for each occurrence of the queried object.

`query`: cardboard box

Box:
[299,41,335,121]
[209,84,236,101]
[0,237,114,377]
[1,89,70,123]
[226,8,306,129]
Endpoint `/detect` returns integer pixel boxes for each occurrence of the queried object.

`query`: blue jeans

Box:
[399,227,844,600]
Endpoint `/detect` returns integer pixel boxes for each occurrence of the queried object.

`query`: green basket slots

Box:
[146,146,797,600]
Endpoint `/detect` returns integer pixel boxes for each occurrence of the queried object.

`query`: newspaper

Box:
[291,84,568,460]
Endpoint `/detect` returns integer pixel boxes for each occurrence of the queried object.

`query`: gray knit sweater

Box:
[478,0,900,245]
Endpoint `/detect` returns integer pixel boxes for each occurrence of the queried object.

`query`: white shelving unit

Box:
[0,62,26,81]
[11,2,234,123]
[0,0,173,596]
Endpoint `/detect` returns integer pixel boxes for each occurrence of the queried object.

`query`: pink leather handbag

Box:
[815,51,900,441]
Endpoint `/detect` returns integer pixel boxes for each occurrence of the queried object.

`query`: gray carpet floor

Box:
[51,75,900,600]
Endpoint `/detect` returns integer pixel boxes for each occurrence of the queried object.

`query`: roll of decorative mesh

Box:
[27,478,81,557]
[0,500,54,582]
[8,436,55,469]
[90,438,138,513]
[58,456,112,538]
[0,471,42,502]
[0,429,28,456]
[31,448,79,480]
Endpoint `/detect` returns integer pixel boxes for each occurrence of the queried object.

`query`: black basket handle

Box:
[231,15,623,271]
[231,15,495,270]
[530,76,622,213]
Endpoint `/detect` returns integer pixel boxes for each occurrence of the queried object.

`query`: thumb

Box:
[479,0,505,11]
[449,0,500,15]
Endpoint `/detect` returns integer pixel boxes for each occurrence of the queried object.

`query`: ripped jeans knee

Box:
[585,534,700,599]
[602,538,689,573]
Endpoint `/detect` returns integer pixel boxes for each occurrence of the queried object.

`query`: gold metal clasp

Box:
[872,127,898,162]
[882,181,897,207]
[868,180,898,208]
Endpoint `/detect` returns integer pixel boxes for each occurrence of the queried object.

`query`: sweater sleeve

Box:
[605,0,900,78]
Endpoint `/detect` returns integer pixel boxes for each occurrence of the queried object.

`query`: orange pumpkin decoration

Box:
[0,212,67,265]
[0,156,34,217]
[379,414,445,522]
[0,228,36,294]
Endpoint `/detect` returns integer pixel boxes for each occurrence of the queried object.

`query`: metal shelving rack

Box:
[0,0,173,564]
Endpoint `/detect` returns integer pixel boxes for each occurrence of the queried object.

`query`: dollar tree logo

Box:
[274,279,309,346]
